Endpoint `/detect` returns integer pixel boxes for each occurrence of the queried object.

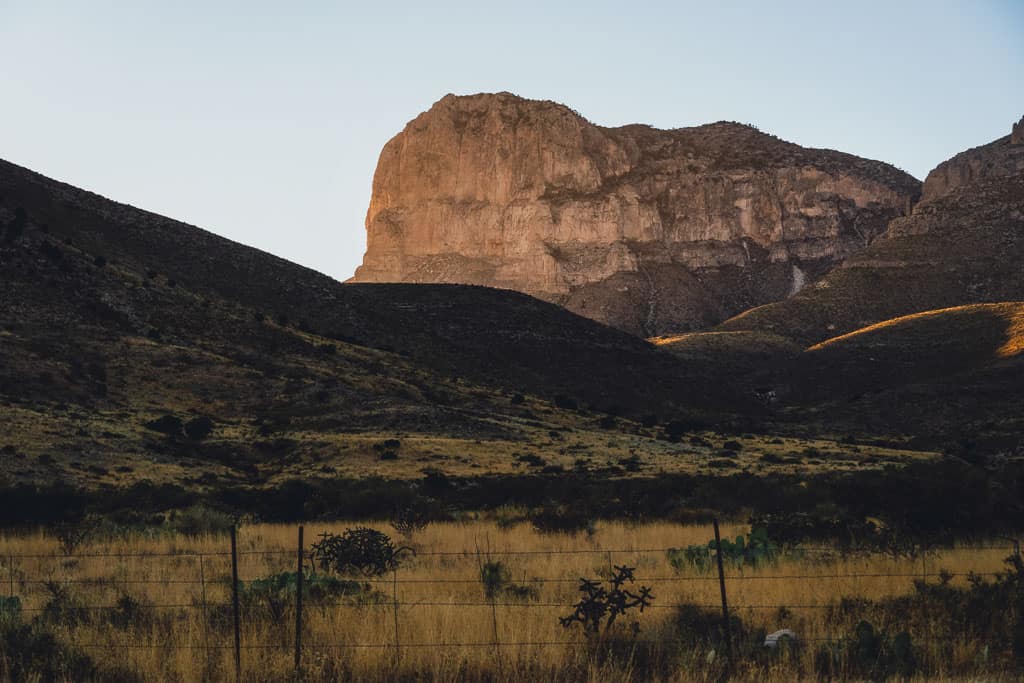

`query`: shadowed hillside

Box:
[0,158,718,417]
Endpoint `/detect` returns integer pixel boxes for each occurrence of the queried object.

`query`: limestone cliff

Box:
[351,93,921,335]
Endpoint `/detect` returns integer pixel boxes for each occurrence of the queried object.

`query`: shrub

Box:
[169,505,234,536]
[510,393,525,405]
[722,440,743,451]
[815,621,915,680]
[144,415,183,437]
[390,506,431,537]
[0,621,101,682]
[553,395,578,410]
[516,453,546,467]
[239,571,371,621]
[479,560,539,602]
[559,565,653,633]
[0,596,20,622]
[618,454,642,472]
[531,507,594,536]
[184,416,215,441]
[308,527,412,576]
[55,517,94,555]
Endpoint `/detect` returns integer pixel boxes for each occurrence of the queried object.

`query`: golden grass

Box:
[1,521,1018,682]
[806,302,1024,358]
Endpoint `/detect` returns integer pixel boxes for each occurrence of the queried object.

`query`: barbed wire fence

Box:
[2,523,1021,681]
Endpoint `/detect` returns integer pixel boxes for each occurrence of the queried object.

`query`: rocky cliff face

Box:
[352,93,921,335]
[719,120,1024,346]
[921,119,1024,203]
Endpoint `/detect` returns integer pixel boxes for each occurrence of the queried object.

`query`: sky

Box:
[1,1,1021,281]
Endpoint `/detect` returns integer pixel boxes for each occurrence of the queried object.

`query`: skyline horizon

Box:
[2,1,1021,280]
[3,92,1017,282]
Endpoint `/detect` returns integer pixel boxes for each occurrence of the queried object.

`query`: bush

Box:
[479,560,539,602]
[184,416,215,441]
[0,621,101,682]
[815,621,915,680]
[308,527,412,577]
[553,395,578,410]
[531,507,594,536]
[144,415,183,437]
[390,506,431,537]
[239,571,372,621]
[169,505,234,536]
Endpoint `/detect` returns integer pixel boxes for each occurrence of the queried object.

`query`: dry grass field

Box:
[1,519,1021,682]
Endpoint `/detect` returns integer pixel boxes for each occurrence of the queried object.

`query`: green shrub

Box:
[668,527,780,573]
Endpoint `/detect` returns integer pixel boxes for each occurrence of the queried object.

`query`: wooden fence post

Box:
[713,519,733,665]
[230,526,241,683]
[295,525,304,672]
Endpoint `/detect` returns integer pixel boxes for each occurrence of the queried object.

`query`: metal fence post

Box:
[295,525,304,672]
[199,553,211,673]
[392,566,401,666]
[230,526,241,683]
[713,519,733,665]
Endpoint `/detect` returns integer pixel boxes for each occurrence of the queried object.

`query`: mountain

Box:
[718,120,1024,346]
[351,92,921,336]
[1,156,772,493]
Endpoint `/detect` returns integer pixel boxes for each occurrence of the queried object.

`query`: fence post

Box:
[713,519,733,665]
[392,566,401,666]
[199,553,211,674]
[230,526,241,683]
[295,525,304,672]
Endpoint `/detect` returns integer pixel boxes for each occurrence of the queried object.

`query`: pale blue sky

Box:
[1,1,1021,280]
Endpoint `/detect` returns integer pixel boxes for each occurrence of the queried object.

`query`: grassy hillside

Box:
[4,156,941,501]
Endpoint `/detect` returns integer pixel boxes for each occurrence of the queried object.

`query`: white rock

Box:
[764,629,798,648]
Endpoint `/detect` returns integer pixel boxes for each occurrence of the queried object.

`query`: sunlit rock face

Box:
[352,92,920,336]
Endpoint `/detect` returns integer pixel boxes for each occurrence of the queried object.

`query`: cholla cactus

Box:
[559,565,653,633]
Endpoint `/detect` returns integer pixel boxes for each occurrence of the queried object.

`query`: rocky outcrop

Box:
[352,92,921,335]
[719,126,1024,346]
[921,116,1024,203]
